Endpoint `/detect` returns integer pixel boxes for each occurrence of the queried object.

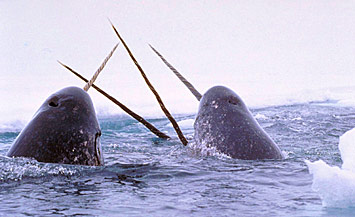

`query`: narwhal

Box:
[149,45,283,160]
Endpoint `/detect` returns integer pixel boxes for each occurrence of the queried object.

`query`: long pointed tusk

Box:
[149,44,202,101]
[110,21,188,146]
[58,61,170,139]
[83,43,119,92]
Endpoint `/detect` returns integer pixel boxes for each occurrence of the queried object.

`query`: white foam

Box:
[254,113,268,120]
[188,140,231,159]
[306,128,355,208]
[0,157,78,181]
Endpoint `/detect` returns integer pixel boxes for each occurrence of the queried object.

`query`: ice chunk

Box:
[339,128,355,173]
[306,128,355,208]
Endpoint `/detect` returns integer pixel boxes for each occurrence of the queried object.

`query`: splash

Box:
[0,157,80,182]
[306,128,355,208]
[188,140,232,159]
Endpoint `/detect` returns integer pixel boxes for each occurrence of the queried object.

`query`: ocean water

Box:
[3,1,355,216]
[1,101,355,216]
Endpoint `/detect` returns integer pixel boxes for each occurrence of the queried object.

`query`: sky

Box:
[1,1,355,123]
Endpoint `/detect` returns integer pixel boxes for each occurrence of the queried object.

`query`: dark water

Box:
[0,103,355,216]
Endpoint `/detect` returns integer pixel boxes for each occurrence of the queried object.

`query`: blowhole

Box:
[49,101,59,107]
[228,100,237,105]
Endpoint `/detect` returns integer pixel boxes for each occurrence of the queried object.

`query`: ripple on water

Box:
[0,103,354,216]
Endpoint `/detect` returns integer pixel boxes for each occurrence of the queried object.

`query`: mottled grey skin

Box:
[194,86,283,160]
[7,86,104,166]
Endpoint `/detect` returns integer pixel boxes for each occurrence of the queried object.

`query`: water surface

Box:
[0,103,354,216]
